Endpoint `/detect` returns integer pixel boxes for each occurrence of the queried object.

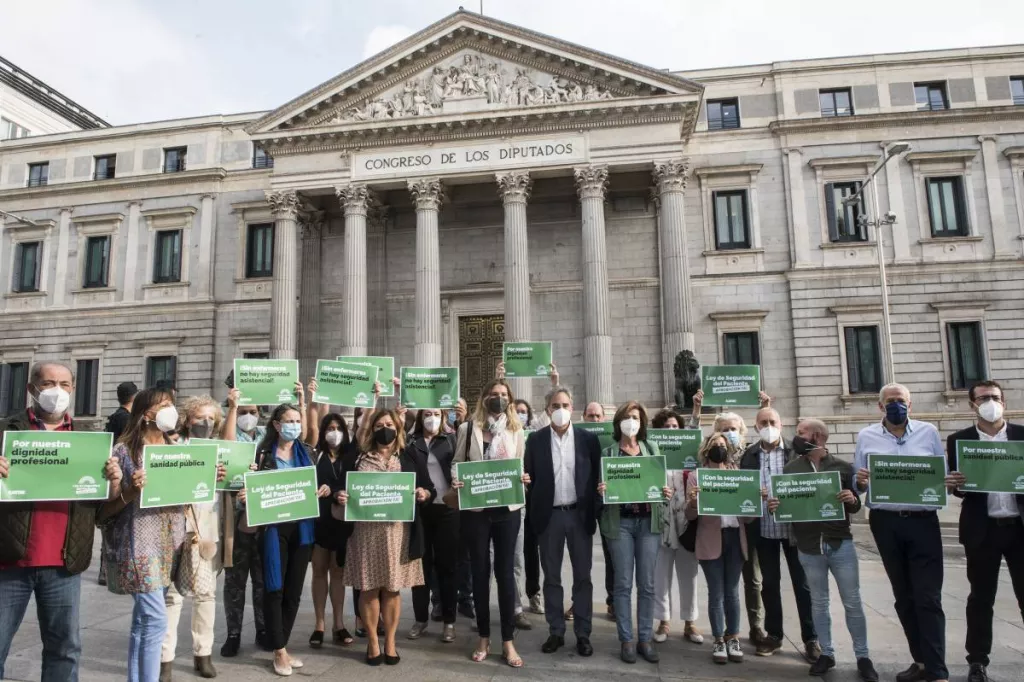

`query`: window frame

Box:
[152,229,183,284]
[93,154,117,180]
[82,235,111,289]
[711,189,751,250]
[914,82,948,111]
[1012,77,1024,106]
[723,331,761,366]
[253,146,274,169]
[710,310,768,370]
[824,181,867,243]
[244,223,275,279]
[926,176,970,238]
[946,321,987,391]
[843,325,884,395]
[819,88,854,118]
[706,98,740,131]
[74,358,100,417]
[12,241,42,293]
[145,356,177,389]
[27,162,49,188]
[1,362,29,416]
[163,147,187,173]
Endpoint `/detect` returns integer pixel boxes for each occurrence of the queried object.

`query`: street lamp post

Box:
[844,142,910,384]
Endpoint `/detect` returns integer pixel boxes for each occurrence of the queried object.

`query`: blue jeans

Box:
[608,515,660,643]
[798,540,869,660]
[0,567,81,682]
[699,527,744,639]
[128,590,168,682]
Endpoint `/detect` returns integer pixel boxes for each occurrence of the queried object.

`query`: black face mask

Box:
[791,435,817,456]
[374,427,397,447]
[708,445,728,464]
[486,397,508,415]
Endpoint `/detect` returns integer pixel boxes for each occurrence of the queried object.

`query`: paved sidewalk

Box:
[3,525,1022,682]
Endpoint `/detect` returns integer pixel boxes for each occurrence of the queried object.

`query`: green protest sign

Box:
[502,342,553,379]
[700,365,761,407]
[234,358,299,406]
[867,454,947,507]
[456,459,525,510]
[314,360,377,408]
[956,440,1024,494]
[192,439,255,491]
[576,422,616,452]
[696,468,762,517]
[399,367,459,409]
[243,466,320,527]
[337,356,395,397]
[770,471,845,523]
[601,455,667,504]
[648,429,702,470]
[141,444,218,509]
[0,431,112,502]
[345,471,417,522]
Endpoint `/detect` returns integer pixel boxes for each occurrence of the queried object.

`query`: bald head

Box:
[796,419,830,449]
[583,402,605,422]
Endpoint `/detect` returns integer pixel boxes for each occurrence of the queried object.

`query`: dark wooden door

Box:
[458,314,504,410]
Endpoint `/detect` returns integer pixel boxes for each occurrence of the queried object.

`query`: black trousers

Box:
[413,504,460,624]
[524,511,541,599]
[600,533,614,606]
[462,507,520,641]
[262,523,313,651]
[965,516,1024,666]
[869,511,947,681]
[756,535,817,643]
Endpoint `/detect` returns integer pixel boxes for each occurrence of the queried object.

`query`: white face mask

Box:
[423,416,441,434]
[621,418,640,438]
[516,411,529,424]
[759,426,780,446]
[977,400,1004,424]
[34,386,71,416]
[325,431,343,448]
[154,406,179,433]
[551,408,572,428]
[237,413,259,432]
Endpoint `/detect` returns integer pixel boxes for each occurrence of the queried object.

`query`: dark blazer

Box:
[946,423,1024,549]
[405,433,456,488]
[523,424,602,537]
[740,439,794,540]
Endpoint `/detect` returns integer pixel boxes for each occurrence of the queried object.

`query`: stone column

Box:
[408,178,445,366]
[574,165,614,408]
[979,135,1015,259]
[266,190,300,359]
[496,171,533,405]
[336,184,374,357]
[197,195,215,299]
[52,207,72,308]
[298,211,324,379]
[653,159,694,405]
[122,202,141,302]
[783,149,813,267]
[882,144,913,263]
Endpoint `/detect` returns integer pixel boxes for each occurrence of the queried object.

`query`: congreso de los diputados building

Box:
[2,10,1024,456]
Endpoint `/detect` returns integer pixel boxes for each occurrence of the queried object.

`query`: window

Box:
[253,147,274,169]
[146,356,177,388]
[163,147,187,173]
[915,82,948,111]
[1011,77,1024,106]
[947,322,986,390]
[12,242,41,293]
[243,352,270,359]
[706,98,740,130]
[844,326,883,394]
[723,332,760,366]
[27,162,48,188]
[94,155,116,180]
[712,190,750,249]
[75,359,99,417]
[1,362,29,416]
[153,230,182,283]
[825,181,866,242]
[245,223,274,278]
[1,117,30,140]
[926,176,969,237]
[83,236,111,288]
[819,88,853,117]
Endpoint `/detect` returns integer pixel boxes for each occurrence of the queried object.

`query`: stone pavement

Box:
[3,524,1023,682]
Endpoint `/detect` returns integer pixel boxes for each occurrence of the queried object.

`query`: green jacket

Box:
[784,453,861,555]
[598,440,665,539]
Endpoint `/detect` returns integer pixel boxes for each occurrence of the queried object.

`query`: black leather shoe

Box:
[637,642,659,664]
[219,634,240,658]
[366,648,384,666]
[576,637,593,657]
[541,635,565,653]
[967,663,988,682]
[385,653,401,666]
[809,654,836,676]
[896,663,925,682]
[857,657,879,682]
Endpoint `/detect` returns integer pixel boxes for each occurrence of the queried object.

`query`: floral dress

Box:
[342,452,424,591]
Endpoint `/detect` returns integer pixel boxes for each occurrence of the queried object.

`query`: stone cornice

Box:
[1004,146,1024,159]
[693,163,763,178]
[0,168,229,201]
[807,155,878,169]
[769,104,1024,137]
[905,150,979,164]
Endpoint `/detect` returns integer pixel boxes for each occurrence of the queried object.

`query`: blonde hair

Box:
[697,431,742,467]
[713,411,748,447]
[472,378,523,432]
[179,395,224,438]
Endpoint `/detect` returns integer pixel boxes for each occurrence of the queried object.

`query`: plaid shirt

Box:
[759,444,794,541]
[27,408,74,431]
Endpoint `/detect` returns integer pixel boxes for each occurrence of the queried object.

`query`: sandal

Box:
[471,648,489,662]
[333,628,354,646]
[503,652,524,668]
[308,630,324,648]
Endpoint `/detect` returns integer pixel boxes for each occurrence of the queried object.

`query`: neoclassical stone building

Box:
[2,10,1024,455]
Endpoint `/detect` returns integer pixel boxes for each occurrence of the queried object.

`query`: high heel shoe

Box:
[385,652,401,666]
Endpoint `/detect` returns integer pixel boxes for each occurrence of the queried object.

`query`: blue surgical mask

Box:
[447,412,457,426]
[724,430,741,447]
[885,401,908,426]
[279,423,302,442]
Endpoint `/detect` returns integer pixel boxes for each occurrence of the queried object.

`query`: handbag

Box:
[174,506,218,597]
[679,516,699,552]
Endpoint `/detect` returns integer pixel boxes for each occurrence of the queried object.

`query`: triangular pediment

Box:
[247,10,703,142]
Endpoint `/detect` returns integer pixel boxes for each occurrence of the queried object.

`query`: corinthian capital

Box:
[407,178,445,211]
[266,190,300,219]
[496,171,532,204]
[574,165,609,200]
[335,184,375,217]
[652,159,690,194]
[301,210,326,240]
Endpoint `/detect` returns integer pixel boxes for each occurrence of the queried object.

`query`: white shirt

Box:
[977,424,1020,519]
[720,515,740,528]
[550,425,577,507]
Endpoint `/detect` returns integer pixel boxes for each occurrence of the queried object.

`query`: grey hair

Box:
[29,361,75,385]
[544,385,573,408]
[878,382,909,403]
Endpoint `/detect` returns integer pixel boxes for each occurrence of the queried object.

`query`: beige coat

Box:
[453,419,525,512]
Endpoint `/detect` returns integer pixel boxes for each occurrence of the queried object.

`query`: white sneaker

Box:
[726,638,743,663]
[529,593,545,614]
[712,639,728,665]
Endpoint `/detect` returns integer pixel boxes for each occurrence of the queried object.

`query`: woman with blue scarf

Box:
[241,401,331,677]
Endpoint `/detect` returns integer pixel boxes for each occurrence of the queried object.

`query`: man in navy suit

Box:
[524,385,601,657]
[945,380,1024,682]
